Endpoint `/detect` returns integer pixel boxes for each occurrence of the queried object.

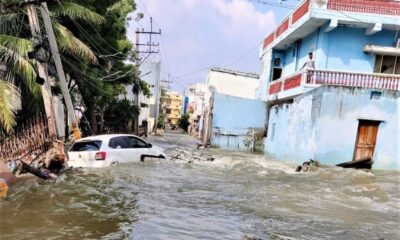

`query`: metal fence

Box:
[0,114,52,164]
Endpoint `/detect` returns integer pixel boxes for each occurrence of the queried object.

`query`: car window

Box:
[109,136,130,149]
[128,137,148,148]
[70,141,102,152]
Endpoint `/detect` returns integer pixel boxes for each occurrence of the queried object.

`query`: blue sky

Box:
[127,0,301,93]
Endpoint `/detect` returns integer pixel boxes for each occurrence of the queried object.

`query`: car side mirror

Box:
[147,143,152,148]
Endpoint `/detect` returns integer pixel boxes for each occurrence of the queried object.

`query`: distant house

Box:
[257,0,400,169]
[201,68,266,151]
[122,61,161,134]
[185,83,206,138]
[164,92,184,126]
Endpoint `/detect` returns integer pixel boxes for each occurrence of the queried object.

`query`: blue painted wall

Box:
[325,28,396,72]
[211,93,267,151]
[265,86,400,170]
[271,26,398,81]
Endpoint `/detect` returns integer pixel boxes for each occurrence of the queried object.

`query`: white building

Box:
[122,61,161,134]
[205,67,259,101]
[185,83,206,137]
[201,68,264,146]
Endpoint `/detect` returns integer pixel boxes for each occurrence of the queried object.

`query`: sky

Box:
[127,0,301,93]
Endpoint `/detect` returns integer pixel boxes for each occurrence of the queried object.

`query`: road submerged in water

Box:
[0,133,399,240]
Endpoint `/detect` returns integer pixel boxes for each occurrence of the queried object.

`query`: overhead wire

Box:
[56,1,128,61]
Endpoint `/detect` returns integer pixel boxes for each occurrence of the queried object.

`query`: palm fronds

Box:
[0,44,38,93]
[0,34,32,56]
[0,80,21,133]
[53,22,97,63]
[51,2,105,25]
[0,13,22,34]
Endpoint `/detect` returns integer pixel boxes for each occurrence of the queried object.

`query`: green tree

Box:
[0,0,150,137]
[0,1,102,134]
[178,113,190,132]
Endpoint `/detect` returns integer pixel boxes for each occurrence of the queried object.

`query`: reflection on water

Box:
[1,134,399,240]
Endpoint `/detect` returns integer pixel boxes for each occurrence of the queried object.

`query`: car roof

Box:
[76,134,142,142]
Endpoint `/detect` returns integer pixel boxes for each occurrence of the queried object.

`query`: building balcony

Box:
[261,0,399,53]
[166,113,181,119]
[267,69,400,101]
[327,0,400,16]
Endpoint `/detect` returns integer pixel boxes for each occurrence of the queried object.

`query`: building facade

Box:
[122,61,161,134]
[164,92,184,126]
[185,83,206,138]
[258,0,400,169]
[201,68,266,151]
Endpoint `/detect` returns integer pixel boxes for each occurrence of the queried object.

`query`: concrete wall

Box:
[266,86,399,170]
[207,69,259,100]
[281,27,397,76]
[256,49,273,101]
[324,28,396,72]
[211,93,266,151]
[258,26,397,101]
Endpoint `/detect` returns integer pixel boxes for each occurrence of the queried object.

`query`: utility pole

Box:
[134,17,161,135]
[153,62,161,134]
[134,28,140,135]
[39,2,81,139]
[26,4,57,139]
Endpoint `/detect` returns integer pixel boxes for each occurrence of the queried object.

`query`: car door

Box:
[126,136,150,161]
[108,136,135,163]
[68,140,102,167]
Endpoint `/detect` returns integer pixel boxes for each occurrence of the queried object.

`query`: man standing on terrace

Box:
[302,52,316,70]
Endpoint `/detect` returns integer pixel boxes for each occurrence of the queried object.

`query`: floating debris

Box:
[170,148,215,163]
[336,157,373,170]
[295,159,320,173]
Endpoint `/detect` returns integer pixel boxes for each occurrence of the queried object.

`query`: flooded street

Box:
[1,133,399,240]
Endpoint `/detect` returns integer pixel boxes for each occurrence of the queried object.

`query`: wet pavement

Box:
[0,133,399,239]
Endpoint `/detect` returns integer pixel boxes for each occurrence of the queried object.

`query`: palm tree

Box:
[0,1,104,134]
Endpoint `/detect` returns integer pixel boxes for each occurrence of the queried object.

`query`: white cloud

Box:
[129,0,277,91]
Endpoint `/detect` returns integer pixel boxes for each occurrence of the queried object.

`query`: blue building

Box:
[257,0,400,170]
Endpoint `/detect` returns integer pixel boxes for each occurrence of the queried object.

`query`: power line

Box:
[246,0,297,9]
[56,1,128,61]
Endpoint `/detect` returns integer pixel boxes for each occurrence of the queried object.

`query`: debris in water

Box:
[295,159,320,172]
[336,157,373,170]
[170,148,214,163]
[0,179,8,199]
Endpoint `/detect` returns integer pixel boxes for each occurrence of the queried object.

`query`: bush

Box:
[178,114,190,132]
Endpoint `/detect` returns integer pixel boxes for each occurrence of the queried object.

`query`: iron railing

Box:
[0,114,52,164]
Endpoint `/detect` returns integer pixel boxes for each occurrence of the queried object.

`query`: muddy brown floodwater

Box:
[0,133,399,240]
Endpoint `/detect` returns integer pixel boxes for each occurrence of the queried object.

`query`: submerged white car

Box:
[67,134,166,168]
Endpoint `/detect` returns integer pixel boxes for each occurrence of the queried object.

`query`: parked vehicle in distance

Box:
[67,134,166,168]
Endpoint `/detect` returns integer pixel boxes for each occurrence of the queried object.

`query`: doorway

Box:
[353,120,380,161]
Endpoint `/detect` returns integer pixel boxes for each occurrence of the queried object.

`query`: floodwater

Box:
[1,133,399,240]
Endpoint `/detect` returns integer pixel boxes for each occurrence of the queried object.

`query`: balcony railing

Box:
[307,70,400,90]
[327,0,400,16]
[268,69,400,98]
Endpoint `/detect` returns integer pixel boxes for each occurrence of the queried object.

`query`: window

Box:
[374,55,400,75]
[109,136,130,149]
[128,137,148,148]
[166,109,171,114]
[272,68,282,81]
[70,141,102,151]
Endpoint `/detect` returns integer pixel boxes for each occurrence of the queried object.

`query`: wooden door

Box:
[353,120,380,161]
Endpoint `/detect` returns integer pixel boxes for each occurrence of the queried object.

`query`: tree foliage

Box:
[0,0,151,136]
[178,114,190,133]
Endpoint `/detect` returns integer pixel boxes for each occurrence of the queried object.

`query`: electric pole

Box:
[39,2,81,139]
[134,17,161,135]
[26,4,57,139]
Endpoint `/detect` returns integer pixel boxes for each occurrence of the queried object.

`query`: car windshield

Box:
[70,140,102,152]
